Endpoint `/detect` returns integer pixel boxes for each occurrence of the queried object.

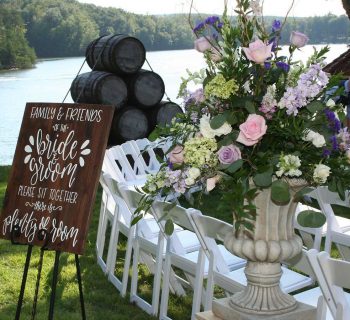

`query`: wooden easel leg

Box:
[48,251,61,320]
[75,254,86,320]
[15,245,33,320]
[31,248,45,320]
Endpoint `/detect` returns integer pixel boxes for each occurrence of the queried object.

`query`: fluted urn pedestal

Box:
[196,180,317,320]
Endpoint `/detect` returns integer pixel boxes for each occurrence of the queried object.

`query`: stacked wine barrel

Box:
[70,34,183,145]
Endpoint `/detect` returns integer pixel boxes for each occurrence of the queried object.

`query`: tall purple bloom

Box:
[325,108,341,134]
[330,135,338,151]
[322,149,331,157]
[272,19,282,32]
[205,16,220,25]
[276,61,290,72]
[193,22,205,33]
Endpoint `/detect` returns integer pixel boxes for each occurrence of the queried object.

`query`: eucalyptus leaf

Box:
[148,127,160,141]
[245,100,256,113]
[294,187,314,202]
[165,219,175,235]
[226,159,243,173]
[271,180,290,205]
[131,215,143,226]
[297,210,326,228]
[253,169,273,187]
[210,114,227,129]
[306,101,324,114]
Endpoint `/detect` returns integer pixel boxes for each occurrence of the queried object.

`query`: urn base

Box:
[229,262,297,314]
[195,297,317,320]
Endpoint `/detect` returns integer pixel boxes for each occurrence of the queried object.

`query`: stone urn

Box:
[224,180,306,315]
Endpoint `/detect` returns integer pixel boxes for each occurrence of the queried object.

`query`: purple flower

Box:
[217,144,241,164]
[205,16,220,25]
[276,61,290,72]
[330,135,338,150]
[272,19,282,32]
[269,38,278,52]
[264,62,271,70]
[217,22,223,28]
[325,108,341,134]
[193,22,205,33]
[322,149,331,157]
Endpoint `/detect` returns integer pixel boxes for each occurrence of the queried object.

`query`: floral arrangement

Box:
[138,0,350,234]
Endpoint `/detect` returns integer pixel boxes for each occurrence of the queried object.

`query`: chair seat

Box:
[294,287,350,320]
[215,265,313,294]
[294,203,350,235]
[217,245,246,271]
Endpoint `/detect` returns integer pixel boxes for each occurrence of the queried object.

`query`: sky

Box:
[77,0,346,17]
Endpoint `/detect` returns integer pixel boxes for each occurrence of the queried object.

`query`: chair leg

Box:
[130,236,140,299]
[205,253,216,311]
[150,236,164,316]
[191,249,206,320]
[159,243,172,320]
[121,227,135,297]
[105,213,120,275]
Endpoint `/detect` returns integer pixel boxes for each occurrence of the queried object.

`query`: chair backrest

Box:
[315,187,350,253]
[317,251,350,320]
[131,138,161,172]
[120,141,148,176]
[106,146,137,181]
[190,213,235,274]
[151,200,200,256]
[330,230,350,261]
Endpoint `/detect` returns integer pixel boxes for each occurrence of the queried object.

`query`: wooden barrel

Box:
[85,34,146,74]
[70,71,128,108]
[125,70,165,108]
[109,106,150,144]
[148,101,183,128]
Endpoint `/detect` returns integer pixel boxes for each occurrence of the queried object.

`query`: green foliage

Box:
[0,2,36,69]
[1,0,350,69]
[297,210,327,228]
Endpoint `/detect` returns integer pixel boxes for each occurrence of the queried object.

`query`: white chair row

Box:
[306,249,350,320]
[110,180,322,319]
[294,187,350,253]
[98,138,350,319]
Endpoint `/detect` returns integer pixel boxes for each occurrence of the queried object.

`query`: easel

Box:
[11,224,86,320]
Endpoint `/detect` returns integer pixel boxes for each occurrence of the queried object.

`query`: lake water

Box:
[0,45,348,165]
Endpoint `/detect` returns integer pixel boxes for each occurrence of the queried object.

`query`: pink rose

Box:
[217,144,241,164]
[206,175,220,192]
[168,145,184,164]
[290,31,309,48]
[242,39,273,64]
[194,37,212,53]
[236,114,267,146]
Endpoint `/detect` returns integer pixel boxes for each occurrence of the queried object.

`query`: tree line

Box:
[0,0,349,70]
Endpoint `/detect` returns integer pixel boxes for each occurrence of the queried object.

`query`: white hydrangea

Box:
[199,114,232,138]
[326,99,335,107]
[276,154,302,177]
[188,167,201,179]
[313,164,331,184]
[302,130,326,148]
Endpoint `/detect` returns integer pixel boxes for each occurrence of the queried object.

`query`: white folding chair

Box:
[190,214,315,312]
[307,250,350,320]
[294,187,350,252]
[131,138,161,172]
[117,184,202,316]
[119,141,149,177]
[96,155,127,274]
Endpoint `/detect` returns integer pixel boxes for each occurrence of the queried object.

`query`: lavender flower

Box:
[278,64,329,115]
[218,22,223,28]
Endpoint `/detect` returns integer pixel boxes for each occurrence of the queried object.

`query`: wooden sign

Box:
[0,103,114,255]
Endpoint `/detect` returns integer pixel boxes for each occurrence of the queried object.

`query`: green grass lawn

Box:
[0,166,194,320]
